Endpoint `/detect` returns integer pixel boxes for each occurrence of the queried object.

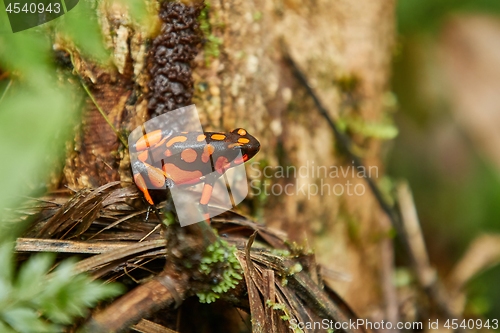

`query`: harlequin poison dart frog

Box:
[131,128,260,222]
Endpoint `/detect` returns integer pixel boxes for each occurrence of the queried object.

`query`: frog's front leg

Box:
[198,174,220,224]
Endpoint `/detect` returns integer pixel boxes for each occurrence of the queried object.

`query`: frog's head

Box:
[229,128,260,164]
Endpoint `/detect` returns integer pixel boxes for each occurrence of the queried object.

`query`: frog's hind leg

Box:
[132,160,174,225]
[133,172,155,206]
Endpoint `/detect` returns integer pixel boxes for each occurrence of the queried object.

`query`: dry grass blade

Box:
[213,214,288,249]
[397,182,435,287]
[448,233,500,314]
[238,232,267,333]
[88,209,148,240]
[18,179,366,333]
[449,234,500,292]
[15,238,131,254]
[73,239,166,275]
[289,270,361,333]
[233,230,365,333]
[132,319,180,333]
[37,181,121,238]
[261,269,277,333]
[253,252,364,333]
[397,182,463,325]
[101,186,142,206]
[275,279,314,329]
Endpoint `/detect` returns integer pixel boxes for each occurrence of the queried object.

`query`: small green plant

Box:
[265,300,305,333]
[0,243,123,333]
[162,210,176,226]
[198,3,223,67]
[196,239,243,304]
[337,114,398,140]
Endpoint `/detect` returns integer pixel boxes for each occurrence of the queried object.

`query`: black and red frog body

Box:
[130,127,260,222]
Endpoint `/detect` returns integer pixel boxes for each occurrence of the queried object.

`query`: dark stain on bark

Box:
[147,1,203,116]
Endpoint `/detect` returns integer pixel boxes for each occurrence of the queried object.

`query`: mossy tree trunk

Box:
[63,0,396,326]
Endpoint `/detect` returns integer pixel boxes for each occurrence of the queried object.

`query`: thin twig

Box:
[15,238,130,254]
[282,43,463,326]
[132,319,179,333]
[396,182,435,287]
[139,223,162,242]
[397,180,462,324]
[281,43,407,252]
[82,274,188,333]
[73,239,166,275]
[0,79,13,105]
[88,209,148,240]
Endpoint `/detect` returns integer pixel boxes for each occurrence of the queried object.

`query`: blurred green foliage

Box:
[398,0,500,34]
[393,0,500,321]
[0,0,109,219]
[0,244,123,332]
[0,0,150,230]
[0,29,77,230]
[0,0,152,330]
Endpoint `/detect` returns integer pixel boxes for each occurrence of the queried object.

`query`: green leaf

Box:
[37,260,123,324]
[0,320,16,333]
[1,307,57,333]
[121,0,151,27]
[0,1,125,331]
[0,31,53,81]
[0,244,14,287]
[0,245,14,311]
[15,253,54,300]
[397,0,500,35]
[57,0,109,63]
[0,85,75,214]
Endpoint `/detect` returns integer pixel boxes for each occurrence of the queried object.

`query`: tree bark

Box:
[63,0,396,325]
